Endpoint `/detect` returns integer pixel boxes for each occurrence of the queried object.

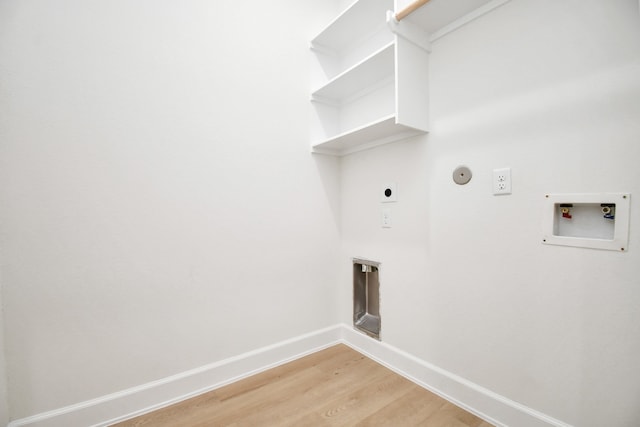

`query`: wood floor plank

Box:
[426,401,490,427]
[112,344,494,427]
[354,385,447,426]
[230,351,396,426]
[291,369,412,426]
[204,368,330,426]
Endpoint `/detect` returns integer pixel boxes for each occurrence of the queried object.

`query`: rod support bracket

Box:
[386,10,431,53]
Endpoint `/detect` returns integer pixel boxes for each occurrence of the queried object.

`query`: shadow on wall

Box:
[312,153,342,233]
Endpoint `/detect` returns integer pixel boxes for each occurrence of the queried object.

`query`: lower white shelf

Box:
[311,115,426,156]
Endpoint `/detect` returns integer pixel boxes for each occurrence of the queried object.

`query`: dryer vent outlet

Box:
[353,258,381,340]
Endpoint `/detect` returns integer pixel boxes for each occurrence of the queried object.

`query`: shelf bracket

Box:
[386,10,431,53]
[310,94,340,108]
[309,42,338,57]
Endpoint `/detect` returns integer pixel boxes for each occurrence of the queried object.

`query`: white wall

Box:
[0,0,341,420]
[2,0,640,426]
[0,289,8,426]
[339,1,640,426]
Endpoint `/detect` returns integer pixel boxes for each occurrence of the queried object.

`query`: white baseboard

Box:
[339,326,573,427]
[9,324,572,427]
[8,325,343,427]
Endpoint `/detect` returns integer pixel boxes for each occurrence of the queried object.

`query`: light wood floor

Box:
[112,344,493,427]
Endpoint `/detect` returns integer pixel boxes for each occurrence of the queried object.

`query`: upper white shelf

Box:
[311,0,393,52]
[400,0,509,40]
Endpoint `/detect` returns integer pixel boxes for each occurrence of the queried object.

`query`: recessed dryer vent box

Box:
[353,258,381,340]
[543,193,630,252]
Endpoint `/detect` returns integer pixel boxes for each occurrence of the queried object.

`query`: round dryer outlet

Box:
[453,166,472,185]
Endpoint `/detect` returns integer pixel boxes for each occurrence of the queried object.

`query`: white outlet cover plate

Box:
[381,183,397,203]
[381,208,392,228]
[493,168,511,195]
[542,193,630,251]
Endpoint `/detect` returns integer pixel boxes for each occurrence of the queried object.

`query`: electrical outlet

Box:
[493,168,512,195]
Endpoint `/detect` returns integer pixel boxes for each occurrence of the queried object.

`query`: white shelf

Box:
[402,0,512,41]
[311,43,394,104]
[309,0,429,156]
[311,0,393,53]
[312,115,424,156]
[309,0,508,156]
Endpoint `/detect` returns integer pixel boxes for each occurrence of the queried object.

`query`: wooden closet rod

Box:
[395,0,432,21]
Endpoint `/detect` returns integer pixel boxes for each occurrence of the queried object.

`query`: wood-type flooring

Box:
[112,344,494,427]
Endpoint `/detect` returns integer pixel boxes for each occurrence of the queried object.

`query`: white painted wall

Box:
[0,0,341,421]
[339,1,640,426]
[2,0,640,425]
[0,290,8,426]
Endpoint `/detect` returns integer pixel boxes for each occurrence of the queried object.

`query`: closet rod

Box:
[395,0,432,21]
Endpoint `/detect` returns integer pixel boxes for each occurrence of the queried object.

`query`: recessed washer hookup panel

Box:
[542,193,630,252]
